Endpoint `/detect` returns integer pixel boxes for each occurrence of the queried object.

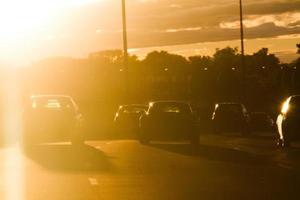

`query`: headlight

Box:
[281,101,289,114]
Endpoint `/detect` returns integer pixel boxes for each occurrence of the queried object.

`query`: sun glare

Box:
[0,1,55,40]
[0,0,101,41]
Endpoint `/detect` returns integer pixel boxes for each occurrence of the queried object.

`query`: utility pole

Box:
[239,0,245,102]
[122,0,129,100]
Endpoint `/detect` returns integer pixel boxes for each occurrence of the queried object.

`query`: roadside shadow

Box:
[275,143,300,161]
[24,144,114,172]
[150,143,270,165]
[246,131,276,140]
[209,131,276,140]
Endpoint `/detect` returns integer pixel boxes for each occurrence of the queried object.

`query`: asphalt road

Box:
[1,132,300,200]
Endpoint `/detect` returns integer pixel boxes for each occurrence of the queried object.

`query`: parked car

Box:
[276,95,300,147]
[22,95,84,147]
[114,104,148,136]
[250,112,275,132]
[212,102,251,134]
[139,101,199,145]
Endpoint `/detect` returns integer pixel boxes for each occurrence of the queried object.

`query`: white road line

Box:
[88,178,99,186]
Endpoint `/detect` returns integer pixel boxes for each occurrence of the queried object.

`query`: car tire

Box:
[72,137,84,147]
[241,123,251,135]
[139,139,150,145]
[71,131,85,148]
[139,127,150,145]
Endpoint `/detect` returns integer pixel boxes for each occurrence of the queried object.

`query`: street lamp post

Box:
[239,0,245,59]
[239,0,245,102]
[122,0,129,99]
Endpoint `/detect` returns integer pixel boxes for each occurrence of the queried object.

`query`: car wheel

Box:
[140,138,150,145]
[139,127,150,145]
[241,124,251,135]
[71,131,85,147]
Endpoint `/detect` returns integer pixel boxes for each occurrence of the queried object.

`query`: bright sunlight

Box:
[0,0,102,41]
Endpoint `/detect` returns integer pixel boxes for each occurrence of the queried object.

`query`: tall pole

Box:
[122,0,129,99]
[239,0,244,58]
[239,0,245,102]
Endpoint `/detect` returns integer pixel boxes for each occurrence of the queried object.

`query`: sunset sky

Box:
[0,0,299,66]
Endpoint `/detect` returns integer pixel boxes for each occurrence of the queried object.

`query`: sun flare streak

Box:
[2,72,24,200]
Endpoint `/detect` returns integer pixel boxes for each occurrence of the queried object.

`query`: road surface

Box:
[1,132,300,200]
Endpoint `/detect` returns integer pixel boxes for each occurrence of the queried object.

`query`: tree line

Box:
[22,44,300,115]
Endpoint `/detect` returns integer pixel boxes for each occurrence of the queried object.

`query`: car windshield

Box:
[31,97,75,112]
[150,102,191,114]
[121,106,147,114]
[217,104,241,113]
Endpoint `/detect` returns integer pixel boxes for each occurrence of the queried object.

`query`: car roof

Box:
[150,101,190,105]
[120,104,148,108]
[216,102,243,106]
[31,95,72,100]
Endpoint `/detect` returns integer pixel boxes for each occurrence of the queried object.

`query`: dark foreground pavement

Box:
[1,133,300,200]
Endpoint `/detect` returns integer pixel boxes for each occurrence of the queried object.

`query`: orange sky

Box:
[0,0,299,66]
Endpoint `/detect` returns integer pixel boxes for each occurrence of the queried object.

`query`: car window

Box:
[150,103,191,114]
[32,97,75,112]
[122,106,147,114]
[217,105,241,113]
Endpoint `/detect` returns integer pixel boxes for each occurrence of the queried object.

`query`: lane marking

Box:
[88,178,99,186]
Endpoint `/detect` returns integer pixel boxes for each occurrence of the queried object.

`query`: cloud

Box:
[164,27,203,33]
[5,0,300,65]
[220,12,300,29]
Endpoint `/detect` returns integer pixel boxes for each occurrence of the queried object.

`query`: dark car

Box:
[212,102,250,134]
[114,104,148,136]
[250,112,275,132]
[139,101,199,145]
[22,95,84,146]
[276,95,300,147]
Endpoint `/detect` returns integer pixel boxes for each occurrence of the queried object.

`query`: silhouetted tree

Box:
[23,44,300,115]
[212,47,240,102]
[213,47,239,72]
[188,55,215,101]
